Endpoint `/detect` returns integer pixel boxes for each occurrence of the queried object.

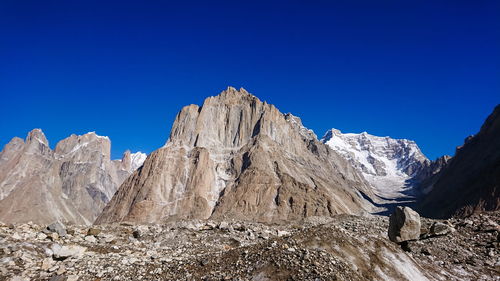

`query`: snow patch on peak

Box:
[85,132,110,140]
[130,152,147,170]
[322,128,428,202]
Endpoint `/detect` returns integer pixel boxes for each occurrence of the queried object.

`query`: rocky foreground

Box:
[1,212,499,281]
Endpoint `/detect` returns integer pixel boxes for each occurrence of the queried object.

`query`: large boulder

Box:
[388,206,421,243]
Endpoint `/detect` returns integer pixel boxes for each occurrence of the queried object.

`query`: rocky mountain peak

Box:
[26,128,48,146]
[168,88,315,152]
[0,137,25,157]
[120,150,132,171]
[54,132,111,159]
[118,151,146,171]
[321,128,341,141]
[25,129,51,155]
[204,86,259,108]
[3,136,25,146]
[97,88,374,224]
[219,86,253,98]
[0,129,145,225]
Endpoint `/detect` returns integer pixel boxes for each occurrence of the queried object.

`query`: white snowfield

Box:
[322,129,428,204]
[130,152,147,170]
[86,131,110,140]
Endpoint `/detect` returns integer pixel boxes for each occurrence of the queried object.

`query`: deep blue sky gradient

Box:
[1,1,498,160]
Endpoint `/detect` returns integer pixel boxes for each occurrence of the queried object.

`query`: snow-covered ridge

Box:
[130,152,147,170]
[85,131,110,140]
[56,132,110,157]
[321,128,429,201]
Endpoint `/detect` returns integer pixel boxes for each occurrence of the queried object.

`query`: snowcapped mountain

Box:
[321,129,429,203]
[130,152,147,170]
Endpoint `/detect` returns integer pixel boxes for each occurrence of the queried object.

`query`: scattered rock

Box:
[132,225,149,239]
[57,264,67,275]
[49,265,59,272]
[84,235,97,243]
[421,247,432,255]
[277,230,291,237]
[1,212,499,281]
[49,275,67,281]
[86,228,101,236]
[218,221,229,231]
[132,229,141,239]
[9,276,29,281]
[48,232,60,241]
[46,222,67,237]
[41,257,54,271]
[52,244,86,260]
[430,222,453,236]
[11,232,22,240]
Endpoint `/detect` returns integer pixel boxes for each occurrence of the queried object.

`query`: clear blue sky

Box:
[1,1,498,160]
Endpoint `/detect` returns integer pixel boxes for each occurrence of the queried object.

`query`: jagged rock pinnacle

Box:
[0,130,145,225]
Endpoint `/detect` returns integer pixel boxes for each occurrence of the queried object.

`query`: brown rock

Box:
[0,130,145,225]
[388,206,421,243]
[87,228,101,236]
[96,87,375,224]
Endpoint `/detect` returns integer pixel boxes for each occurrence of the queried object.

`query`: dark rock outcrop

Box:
[418,105,500,218]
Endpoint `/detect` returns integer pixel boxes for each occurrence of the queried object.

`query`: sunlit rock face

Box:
[0,130,145,225]
[97,87,375,224]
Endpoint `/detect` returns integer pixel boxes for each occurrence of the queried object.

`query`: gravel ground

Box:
[1,213,499,281]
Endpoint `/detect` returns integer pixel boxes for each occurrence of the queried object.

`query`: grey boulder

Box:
[388,206,421,243]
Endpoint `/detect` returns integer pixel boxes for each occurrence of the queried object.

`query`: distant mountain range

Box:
[0,130,145,224]
[321,129,449,214]
[0,87,498,225]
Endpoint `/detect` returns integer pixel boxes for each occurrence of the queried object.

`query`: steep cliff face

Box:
[418,105,500,218]
[96,87,375,224]
[0,130,145,225]
[413,155,451,195]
